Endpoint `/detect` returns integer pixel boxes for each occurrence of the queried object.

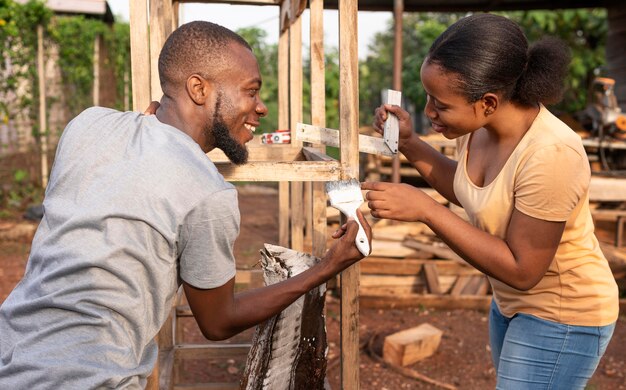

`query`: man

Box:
[0,21,370,388]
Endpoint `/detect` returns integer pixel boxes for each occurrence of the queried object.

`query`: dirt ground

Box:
[1,185,624,389]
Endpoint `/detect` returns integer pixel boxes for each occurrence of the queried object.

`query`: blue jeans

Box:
[489,300,615,390]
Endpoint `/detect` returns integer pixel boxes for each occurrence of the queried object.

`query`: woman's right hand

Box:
[373,104,415,149]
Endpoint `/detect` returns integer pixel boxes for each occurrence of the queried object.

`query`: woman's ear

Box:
[481,93,498,116]
[186,74,210,105]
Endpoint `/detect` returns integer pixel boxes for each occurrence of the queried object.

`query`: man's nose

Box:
[256,101,268,117]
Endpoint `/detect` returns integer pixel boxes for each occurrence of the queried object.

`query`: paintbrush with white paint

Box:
[325,178,370,257]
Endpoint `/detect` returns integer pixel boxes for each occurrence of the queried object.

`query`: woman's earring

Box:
[485,108,494,116]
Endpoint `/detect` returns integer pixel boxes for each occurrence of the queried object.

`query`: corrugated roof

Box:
[324,0,621,12]
[15,0,114,23]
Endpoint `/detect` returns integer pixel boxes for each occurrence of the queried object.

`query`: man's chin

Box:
[224,147,249,165]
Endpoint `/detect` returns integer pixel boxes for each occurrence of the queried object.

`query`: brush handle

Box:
[345,209,370,257]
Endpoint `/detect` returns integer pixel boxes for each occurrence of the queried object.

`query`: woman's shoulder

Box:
[526,106,585,155]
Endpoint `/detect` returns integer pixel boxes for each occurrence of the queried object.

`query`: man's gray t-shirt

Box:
[0,107,238,388]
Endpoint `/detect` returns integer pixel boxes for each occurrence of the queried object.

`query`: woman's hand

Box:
[143,101,160,115]
[373,104,416,149]
[361,181,437,222]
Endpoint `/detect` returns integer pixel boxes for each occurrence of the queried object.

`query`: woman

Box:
[363,13,618,389]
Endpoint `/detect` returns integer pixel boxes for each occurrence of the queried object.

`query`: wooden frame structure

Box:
[129,0,362,388]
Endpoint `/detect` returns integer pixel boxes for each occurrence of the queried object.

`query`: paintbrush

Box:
[325,178,370,256]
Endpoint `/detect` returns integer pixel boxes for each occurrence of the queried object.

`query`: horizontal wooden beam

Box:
[296,123,395,156]
[174,344,250,360]
[216,161,340,182]
[207,143,303,162]
[177,0,278,4]
[173,383,238,390]
[360,293,492,311]
[302,146,335,161]
[590,176,626,202]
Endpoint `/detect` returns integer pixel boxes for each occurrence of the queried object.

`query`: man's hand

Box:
[324,209,372,270]
[143,101,160,115]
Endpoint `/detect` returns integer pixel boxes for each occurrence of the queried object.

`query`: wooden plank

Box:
[207,143,303,162]
[129,0,151,111]
[309,0,326,259]
[291,181,304,250]
[289,15,304,252]
[361,293,492,311]
[277,23,290,248]
[303,146,334,161]
[383,323,443,366]
[371,221,436,241]
[339,1,360,388]
[174,344,251,359]
[149,0,173,101]
[173,383,238,390]
[360,257,481,276]
[402,238,466,264]
[422,263,442,295]
[279,181,290,247]
[450,275,471,297]
[370,239,422,258]
[296,123,394,157]
[159,349,175,390]
[37,25,49,188]
[176,0,278,4]
[215,161,340,182]
[590,176,626,201]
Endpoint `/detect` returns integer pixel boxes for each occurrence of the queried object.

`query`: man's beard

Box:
[207,93,249,165]
[212,119,249,165]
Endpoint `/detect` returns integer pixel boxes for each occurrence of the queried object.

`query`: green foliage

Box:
[0,0,131,133]
[303,47,341,131]
[107,22,131,111]
[0,169,43,211]
[237,27,279,133]
[50,16,106,115]
[0,0,51,127]
[509,9,608,113]
[50,16,131,116]
[359,13,461,128]
[358,10,609,125]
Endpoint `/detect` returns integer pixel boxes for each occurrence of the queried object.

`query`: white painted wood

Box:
[296,123,395,157]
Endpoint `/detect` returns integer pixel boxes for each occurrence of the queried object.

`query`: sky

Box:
[106,0,393,59]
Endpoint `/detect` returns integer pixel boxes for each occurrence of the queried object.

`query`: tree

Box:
[358,10,609,127]
[358,13,462,130]
[237,27,279,133]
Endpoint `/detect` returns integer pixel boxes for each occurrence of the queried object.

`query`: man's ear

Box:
[481,93,498,117]
[186,74,211,105]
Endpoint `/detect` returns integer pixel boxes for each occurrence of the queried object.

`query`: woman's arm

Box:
[362,182,564,290]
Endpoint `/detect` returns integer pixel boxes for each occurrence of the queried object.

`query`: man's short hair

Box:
[158,21,252,92]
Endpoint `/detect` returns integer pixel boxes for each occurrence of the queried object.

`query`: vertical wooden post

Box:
[278,5,290,248]
[172,1,180,30]
[93,34,101,107]
[310,0,327,259]
[391,0,403,184]
[129,0,151,112]
[289,16,304,252]
[37,24,48,189]
[149,0,174,102]
[339,1,360,389]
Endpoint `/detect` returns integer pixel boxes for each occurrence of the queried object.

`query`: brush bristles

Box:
[325,178,360,193]
[325,178,363,204]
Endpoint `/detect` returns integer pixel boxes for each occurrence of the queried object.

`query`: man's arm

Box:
[184,211,370,341]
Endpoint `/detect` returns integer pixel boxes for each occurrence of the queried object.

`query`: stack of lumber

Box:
[327,199,492,311]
